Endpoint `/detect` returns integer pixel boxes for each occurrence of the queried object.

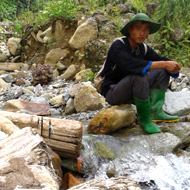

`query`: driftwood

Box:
[68,176,142,190]
[0,127,62,190]
[0,110,83,158]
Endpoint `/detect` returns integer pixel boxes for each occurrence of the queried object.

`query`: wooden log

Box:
[0,110,83,158]
[68,176,142,190]
[0,62,22,71]
[0,127,62,190]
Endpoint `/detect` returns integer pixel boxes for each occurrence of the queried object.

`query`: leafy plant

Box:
[85,71,96,82]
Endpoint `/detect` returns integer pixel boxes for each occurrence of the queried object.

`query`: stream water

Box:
[81,134,190,190]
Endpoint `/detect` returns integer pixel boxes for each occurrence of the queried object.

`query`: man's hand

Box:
[150,61,181,73]
[165,61,181,74]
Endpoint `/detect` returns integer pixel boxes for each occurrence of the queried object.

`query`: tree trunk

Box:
[0,110,83,158]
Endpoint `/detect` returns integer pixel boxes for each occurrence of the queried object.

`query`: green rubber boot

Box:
[150,88,179,123]
[134,97,161,134]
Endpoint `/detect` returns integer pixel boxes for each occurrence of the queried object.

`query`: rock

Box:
[65,98,76,115]
[49,94,65,107]
[61,64,80,80]
[0,77,11,90]
[74,82,106,112]
[57,61,66,71]
[0,73,13,83]
[146,2,159,16]
[69,17,98,49]
[32,64,53,86]
[4,99,51,116]
[0,54,8,62]
[95,141,115,159]
[7,37,21,55]
[87,104,136,134]
[63,173,82,189]
[171,28,185,41]
[0,115,20,135]
[69,83,81,97]
[163,91,190,116]
[45,48,70,68]
[0,127,62,190]
[69,176,141,190]
[75,68,92,82]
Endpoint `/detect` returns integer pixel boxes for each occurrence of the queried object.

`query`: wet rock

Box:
[69,17,98,49]
[7,37,21,56]
[63,173,82,189]
[4,99,51,116]
[95,141,115,159]
[74,82,106,112]
[87,104,136,134]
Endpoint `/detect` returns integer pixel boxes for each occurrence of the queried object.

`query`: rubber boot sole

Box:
[153,118,180,123]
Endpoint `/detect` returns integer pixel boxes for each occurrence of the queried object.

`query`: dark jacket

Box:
[100,37,176,96]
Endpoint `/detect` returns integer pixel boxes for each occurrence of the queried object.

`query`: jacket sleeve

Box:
[108,40,151,75]
[145,45,179,78]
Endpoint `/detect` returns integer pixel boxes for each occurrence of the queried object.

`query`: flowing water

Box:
[81,134,190,190]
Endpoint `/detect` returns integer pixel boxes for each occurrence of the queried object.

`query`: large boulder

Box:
[74,82,106,112]
[69,17,98,49]
[87,104,136,134]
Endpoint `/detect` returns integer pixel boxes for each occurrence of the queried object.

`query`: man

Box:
[100,13,181,134]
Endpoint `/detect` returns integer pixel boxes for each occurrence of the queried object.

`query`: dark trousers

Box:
[105,69,170,105]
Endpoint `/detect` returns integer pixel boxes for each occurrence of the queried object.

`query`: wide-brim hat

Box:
[120,13,161,36]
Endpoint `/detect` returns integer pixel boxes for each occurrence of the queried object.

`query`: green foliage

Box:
[0,0,17,21]
[152,0,190,67]
[131,0,153,12]
[43,0,78,20]
[85,71,96,82]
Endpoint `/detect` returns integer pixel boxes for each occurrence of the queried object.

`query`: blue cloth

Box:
[170,72,179,78]
[142,61,152,76]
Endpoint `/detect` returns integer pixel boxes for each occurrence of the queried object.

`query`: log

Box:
[68,176,142,190]
[0,62,22,71]
[0,127,62,190]
[0,110,83,158]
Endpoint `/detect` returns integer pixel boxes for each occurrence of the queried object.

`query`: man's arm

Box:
[149,60,181,74]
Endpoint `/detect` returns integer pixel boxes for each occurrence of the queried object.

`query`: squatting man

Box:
[100,13,181,134]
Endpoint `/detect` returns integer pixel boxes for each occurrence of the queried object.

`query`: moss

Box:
[95,142,115,159]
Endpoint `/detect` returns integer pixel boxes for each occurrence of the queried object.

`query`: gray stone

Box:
[163,91,190,116]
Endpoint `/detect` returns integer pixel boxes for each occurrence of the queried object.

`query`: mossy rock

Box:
[95,142,115,159]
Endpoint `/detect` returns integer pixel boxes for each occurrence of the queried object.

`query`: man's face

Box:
[129,21,150,44]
